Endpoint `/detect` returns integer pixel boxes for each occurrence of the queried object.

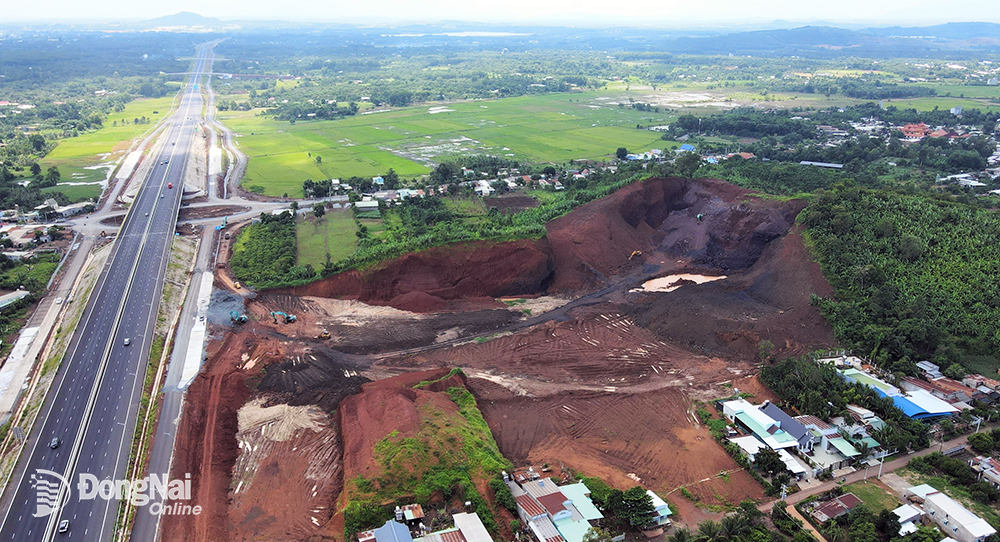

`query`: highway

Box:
[0,44,211,541]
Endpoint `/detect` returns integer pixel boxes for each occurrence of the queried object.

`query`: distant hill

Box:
[659,24,1000,57]
[864,22,1000,40]
[139,11,223,28]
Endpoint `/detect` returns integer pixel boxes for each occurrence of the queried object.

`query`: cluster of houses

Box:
[838,357,1000,414]
[718,355,999,481]
[356,472,673,542]
[358,507,495,542]
[721,397,885,478]
[505,469,670,542]
[804,484,997,542]
[894,485,996,542]
[0,199,92,224]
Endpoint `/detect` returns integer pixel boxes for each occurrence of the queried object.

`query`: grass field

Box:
[295,210,359,269]
[42,184,102,201]
[39,96,176,199]
[842,481,901,513]
[216,90,678,196]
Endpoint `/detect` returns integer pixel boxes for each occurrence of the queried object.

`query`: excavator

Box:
[270,311,297,324]
[230,311,248,324]
[318,330,331,340]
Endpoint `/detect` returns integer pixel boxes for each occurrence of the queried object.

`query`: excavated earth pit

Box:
[164,177,839,540]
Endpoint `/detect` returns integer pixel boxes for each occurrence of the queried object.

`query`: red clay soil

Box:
[277,239,554,312]
[228,419,342,542]
[160,331,276,542]
[383,311,738,393]
[277,176,812,312]
[337,369,458,483]
[629,224,837,361]
[467,378,763,528]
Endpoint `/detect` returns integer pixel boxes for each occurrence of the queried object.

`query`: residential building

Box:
[359,520,414,542]
[893,504,923,536]
[646,490,672,527]
[973,456,1000,489]
[761,403,813,451]
[508,478,603,542]
[908,486,996,542]
[900,123,930,139]
[722,399,798,451]
[413,513,495,542]
[916,361,944,379]
[809,493,862,522]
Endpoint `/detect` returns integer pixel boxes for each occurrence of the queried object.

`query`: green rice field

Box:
[217,90,679,197]
[39,96,176,199]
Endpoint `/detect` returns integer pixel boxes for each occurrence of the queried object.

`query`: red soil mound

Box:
[630,225,837,360]
[279,239,554,311]
[279,177,813,312]
[337,369,458,482]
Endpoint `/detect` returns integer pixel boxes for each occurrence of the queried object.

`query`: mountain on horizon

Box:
[139,11,223,28]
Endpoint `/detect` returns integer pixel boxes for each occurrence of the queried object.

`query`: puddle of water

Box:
[632,273,727,293]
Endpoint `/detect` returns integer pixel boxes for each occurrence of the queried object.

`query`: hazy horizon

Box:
[4,0,1000,28]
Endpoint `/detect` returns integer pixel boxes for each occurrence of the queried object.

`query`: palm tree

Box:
[826,526,848,542]
[854,440,871,462]
[719,515,749,542]
[695,519,726,542]
[669,527,694,542]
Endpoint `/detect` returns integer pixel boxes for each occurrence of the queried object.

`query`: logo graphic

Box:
[30,469,69,518]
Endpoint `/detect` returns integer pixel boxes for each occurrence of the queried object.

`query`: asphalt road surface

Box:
[0,45,211,542]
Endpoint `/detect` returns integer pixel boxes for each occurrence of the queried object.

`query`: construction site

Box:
[161,176,840,541]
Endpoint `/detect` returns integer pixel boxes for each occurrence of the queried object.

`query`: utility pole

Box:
[877,454,885,479]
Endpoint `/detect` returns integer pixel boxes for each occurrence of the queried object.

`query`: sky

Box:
[6,0,1000,26]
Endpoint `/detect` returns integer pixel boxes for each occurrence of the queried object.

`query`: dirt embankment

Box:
[278,239,554,312]
[161,327,370,542]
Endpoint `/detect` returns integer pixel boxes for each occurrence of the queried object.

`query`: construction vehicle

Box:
[270,311,297,324]
[628,250,642,260]
[318,330,331,340]
[230,311,248,324]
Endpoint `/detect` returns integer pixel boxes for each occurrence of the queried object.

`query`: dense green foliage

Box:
[581,476,614,506]
[606,486,656,528]
[675,109,819,140]
[488,477,517,513]
[774,77,937,100]
[230,212,315,288]
[761,357,930,452]
[802,184,1000,369]
[696,159,852,195]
